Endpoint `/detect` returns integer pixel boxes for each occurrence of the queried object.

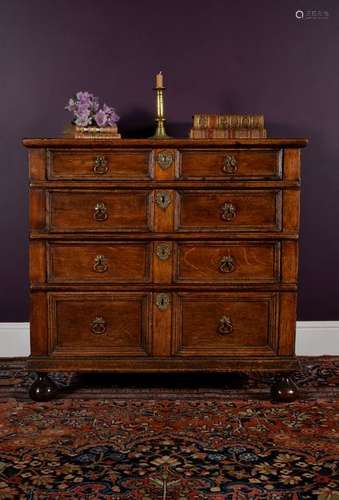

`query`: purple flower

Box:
[102,103,120,125]
[65,98,76,112]
[94,109,108,127]
[65,91,119,128]
[78,102,92,116]
[76,91,92,103]
[74,109,91,126]
[107,110,119,126]
[102,103,112,113]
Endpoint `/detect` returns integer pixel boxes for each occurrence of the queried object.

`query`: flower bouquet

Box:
[64,91,121,138]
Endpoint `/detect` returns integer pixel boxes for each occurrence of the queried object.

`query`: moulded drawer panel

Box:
[173,291,278,356]
[175,190,282,232]
[48,292,151,356]
[47,242,152,283]
[180,149,282,180]
[48,190,152,232]
[175,241,280,283]
[47,149,152,180]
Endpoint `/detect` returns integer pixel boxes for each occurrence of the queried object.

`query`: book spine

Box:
[192,114,265,129]
[75,125,118,134]
[73,133,121,139]
[189,128,267,139]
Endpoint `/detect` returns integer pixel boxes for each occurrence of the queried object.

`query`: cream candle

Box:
[155,71,163,88]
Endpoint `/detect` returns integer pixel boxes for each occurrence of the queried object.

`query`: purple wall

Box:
[0,0,338,321]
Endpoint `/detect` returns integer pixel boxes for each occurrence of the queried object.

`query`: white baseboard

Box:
[295,321,339,355]
[0,322,338,358]
[0,323,31,357]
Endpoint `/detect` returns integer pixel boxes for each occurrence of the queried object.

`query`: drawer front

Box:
[48,292,151,356]
[48,190,152,232]
[47,242,152,283]
[175,241,280,283]
[47,149,152,180]
[173,292,278,356]
[180,149,282,180]
[175,190,281,232]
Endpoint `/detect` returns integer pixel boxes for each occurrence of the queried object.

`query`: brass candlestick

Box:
[150,85,171,139]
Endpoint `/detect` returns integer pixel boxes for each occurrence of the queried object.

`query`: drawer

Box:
[48,190,152,232]
[175,241,280,283]
[47,149,152,180]
[175,190,282,232]
[48,292,151,356]
[47,242,152,283]
[180,149,282,180]
[173,292,277,356]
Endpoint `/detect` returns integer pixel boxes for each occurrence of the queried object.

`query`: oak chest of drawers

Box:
[24,137,307,400]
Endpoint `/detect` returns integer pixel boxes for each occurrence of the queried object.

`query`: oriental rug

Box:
[0,357,338,498]
[0,398,338,499]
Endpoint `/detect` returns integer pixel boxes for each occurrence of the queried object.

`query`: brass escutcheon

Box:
[157,150,173,170]
[218,316,233,335]
[93,156,108,174]
[93,255,108,273]
[155,293,170,311]
[220,202,237,222]
[222,154,237,175]
[91,316,107,335]
[156,243,171,261]
[156,191,171,209]
[94,202,108,221]
[219,255,235,273]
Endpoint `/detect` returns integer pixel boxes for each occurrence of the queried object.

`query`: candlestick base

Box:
[150,120,172,139]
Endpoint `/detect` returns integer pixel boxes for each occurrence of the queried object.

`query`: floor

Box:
[0,357,338,499]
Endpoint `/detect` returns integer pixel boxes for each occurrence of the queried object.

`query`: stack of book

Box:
[189,113,267,139]
[64,124,121,139]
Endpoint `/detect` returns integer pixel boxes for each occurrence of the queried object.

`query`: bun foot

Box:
[29,373,58,402]
[271,375,299,403]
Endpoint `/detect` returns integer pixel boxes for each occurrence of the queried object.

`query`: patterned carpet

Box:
[0,357,338,498]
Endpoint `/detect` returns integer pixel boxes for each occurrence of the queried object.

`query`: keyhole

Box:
[156,243,171,261]
[156,191,170,209]
[156,293,170,311]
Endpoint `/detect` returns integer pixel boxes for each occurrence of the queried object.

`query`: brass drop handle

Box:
[93,255,108,273]
[220,202,237,222]
[93,156,108,174]
[218,316,233,335]
[94,202,108,221]
[219,255,235,273]
[222,154,237,175]
[91,316,107,335]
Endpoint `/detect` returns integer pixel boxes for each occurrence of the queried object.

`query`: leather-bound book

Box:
[193,113,265,130]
